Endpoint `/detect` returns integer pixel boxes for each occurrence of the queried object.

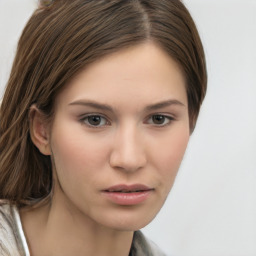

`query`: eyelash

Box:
[79,114,110,128]
[146,114,174,127]
[79,114,174,128]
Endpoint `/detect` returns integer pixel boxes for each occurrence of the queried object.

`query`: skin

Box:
[21,42,190,256]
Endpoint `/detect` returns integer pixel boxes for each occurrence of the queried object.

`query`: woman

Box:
[0,0,207,255]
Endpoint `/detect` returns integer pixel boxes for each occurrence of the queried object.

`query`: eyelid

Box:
[145,113,175,127]
[78,112,175,128]
[79,113,111,128]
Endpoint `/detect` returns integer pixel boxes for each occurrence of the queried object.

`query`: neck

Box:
[20,191,134,256]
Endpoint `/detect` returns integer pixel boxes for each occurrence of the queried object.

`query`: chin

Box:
[96,206,160,231]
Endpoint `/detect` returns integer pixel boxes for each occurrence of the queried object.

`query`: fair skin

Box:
[21,42,190,256]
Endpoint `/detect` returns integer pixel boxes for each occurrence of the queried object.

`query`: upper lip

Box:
[103,184,153,193]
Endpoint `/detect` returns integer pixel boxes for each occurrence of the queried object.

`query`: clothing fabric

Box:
[0,201,166,256]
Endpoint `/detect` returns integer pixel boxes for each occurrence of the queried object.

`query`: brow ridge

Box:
[69,99,185,112]
[145,99,185,111]
[69,100,113,112]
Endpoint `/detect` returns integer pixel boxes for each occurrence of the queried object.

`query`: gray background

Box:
[0,0,256,255]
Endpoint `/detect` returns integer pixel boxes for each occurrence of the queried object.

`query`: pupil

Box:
[153,115,165,124]
[88,116,101,125]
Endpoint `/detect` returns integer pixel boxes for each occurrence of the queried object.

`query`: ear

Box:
[29,105,51,156]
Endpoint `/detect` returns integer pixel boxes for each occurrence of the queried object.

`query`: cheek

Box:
[49,126,111,202]
[51,130,106,192]
[152,128,189,188]
[50,123,110,181]
[167,132,189,165]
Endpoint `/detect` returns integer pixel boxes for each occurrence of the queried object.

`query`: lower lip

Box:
[102,190,152,205]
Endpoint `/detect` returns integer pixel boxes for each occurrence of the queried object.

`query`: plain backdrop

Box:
[0,1,256,255]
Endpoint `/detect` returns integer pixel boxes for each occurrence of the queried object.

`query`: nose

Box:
[109,125,147,172]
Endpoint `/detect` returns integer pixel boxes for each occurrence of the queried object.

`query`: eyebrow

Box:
[69,99,185,112]
[144,99,185,111]
[69,100,113,112]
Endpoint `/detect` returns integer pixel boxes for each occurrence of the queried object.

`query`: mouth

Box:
[103,184,153,193]
[106,190,146,193]
[102,184,154,205]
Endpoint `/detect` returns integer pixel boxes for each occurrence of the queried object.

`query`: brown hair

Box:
[0,0,207,207]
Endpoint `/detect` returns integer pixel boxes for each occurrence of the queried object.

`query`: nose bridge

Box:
[109,121,146,172]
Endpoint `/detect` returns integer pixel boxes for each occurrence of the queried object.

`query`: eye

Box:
[81,115,109,127]
[147,114,173,126]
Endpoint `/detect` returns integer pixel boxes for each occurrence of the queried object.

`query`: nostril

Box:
[109,154,146,172]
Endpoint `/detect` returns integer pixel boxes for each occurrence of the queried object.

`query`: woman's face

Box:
[47,42,190,230]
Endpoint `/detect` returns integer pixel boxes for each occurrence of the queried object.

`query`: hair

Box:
[0,0,207,207]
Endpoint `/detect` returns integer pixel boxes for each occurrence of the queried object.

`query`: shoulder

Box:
[0,200,17,234]
[0,200,26,256]
[132,230,167,256]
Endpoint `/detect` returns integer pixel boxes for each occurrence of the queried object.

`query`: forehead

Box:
[56,42,187,109]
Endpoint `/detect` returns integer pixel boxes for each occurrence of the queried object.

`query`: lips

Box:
[102,184,154,205]
[103,184,153,193]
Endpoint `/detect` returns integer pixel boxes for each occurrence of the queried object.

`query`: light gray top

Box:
[0,202,29,256]
[0,201,166,256]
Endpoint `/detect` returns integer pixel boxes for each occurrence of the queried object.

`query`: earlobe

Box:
[29,105,51,156]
